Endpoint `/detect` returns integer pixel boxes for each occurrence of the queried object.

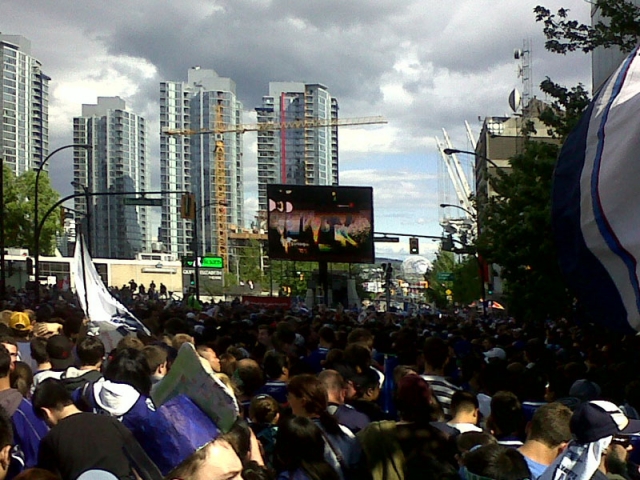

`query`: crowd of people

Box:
[0,286,639,480]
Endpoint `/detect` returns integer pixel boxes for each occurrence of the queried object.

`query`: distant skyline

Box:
[1,1,593,260]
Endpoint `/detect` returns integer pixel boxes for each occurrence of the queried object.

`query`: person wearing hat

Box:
[540,400,640,480]
[31,335,75,394]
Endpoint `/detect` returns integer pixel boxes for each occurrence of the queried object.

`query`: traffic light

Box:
[189,273,195,286]
[487,283,494,295]
[25,258,33,276]
[409,237,419,255]
[181,194,196,220]
[442,235,454,252]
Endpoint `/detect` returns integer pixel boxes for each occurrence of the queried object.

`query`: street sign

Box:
[123,197,163,207]
[436,272,455,281]
[445,289,452,296]
[181,256,224,269]
[374,236,400,243]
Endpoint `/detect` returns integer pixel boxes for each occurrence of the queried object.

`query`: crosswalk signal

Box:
[189,273,195,286]
[409,237,419,255]
[487,283,494,295]
[26,258,33,276]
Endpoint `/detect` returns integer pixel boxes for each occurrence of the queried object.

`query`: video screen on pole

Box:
[267,185,374,264]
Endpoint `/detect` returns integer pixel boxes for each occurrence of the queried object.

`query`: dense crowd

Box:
[0,285,639,480]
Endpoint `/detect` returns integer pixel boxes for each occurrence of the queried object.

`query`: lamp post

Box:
[34,144,91,300]
[442,148,504,170]
[70,181,92,256]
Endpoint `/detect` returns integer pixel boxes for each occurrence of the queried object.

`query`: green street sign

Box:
[123,197,163,207]
[436,272,455,282]
[200,256,223,269]
[182,256,224,269]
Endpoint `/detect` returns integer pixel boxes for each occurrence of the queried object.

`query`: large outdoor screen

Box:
[267,185,374,264]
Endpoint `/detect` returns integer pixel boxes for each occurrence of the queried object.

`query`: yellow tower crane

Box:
[163,112,387,273]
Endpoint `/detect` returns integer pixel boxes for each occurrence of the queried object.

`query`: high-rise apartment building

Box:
[256,82,338,213]
[0,34,49,175]
[73,97,149,259]
[159,67,244,258]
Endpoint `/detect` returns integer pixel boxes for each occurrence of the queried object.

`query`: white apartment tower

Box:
[256,82,339,213]
[0,34,49,175]
[159,67,244,258]
[73,97,149,259]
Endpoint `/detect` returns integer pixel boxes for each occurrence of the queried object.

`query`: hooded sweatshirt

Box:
[59,367,103,394]
[0,388,48,472]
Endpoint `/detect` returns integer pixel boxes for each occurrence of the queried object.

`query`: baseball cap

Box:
[570,400,640,443]
[9,312,32,332]
[76,471,118,480]
[46,335,75,370]
[483,347,506,363]
[569,379,602,402]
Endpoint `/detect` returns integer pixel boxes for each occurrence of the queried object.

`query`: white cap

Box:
[483,347,507,362]
[77,471,119,480]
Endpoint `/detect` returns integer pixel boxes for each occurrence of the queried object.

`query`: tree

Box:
[2,167,61,255]
[534,1,640,55]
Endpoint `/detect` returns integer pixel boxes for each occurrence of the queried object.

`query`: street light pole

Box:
[71,181,92,256]
[34,144,91,301]
[442,148,504,170]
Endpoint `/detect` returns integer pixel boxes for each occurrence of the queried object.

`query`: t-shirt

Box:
[37,412,139,480]
[420,374,459,419]
[523,455,548,479]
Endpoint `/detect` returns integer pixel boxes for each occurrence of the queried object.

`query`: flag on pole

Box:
[552,46,640,333]
[72,234,150,336]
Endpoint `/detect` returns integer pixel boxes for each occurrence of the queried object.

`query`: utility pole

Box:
[0,157,5,299]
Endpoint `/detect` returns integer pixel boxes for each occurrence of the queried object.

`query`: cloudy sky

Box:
[3,0,593,260]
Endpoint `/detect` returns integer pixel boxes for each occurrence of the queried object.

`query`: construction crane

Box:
[163,112,387,272]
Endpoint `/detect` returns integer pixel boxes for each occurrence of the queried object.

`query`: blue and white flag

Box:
[553,46,640,333]
[72,234,150,336]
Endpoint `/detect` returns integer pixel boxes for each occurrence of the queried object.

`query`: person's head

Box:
[318,369,346,405]
[274,415,339,480]
[76,336,105,368]
[46,335,75,371]
[172,333,194,351]
[526,402,572,453]
[257,325,272,347]
[10,361,33,398]
[423,336,450,371]
[196,344,221,373]
[13,468,61,480]
[233,359,264,398]
[164,437,243,480]
[487,391,525,439]
[9,312,32,338]
[351,368,381,402]
[142,345,168,379]
[32,379,75,427]
[462,444,530,480]
[249,394,279,425]
[396,374,437,423]
[318,326,335,347]
[570,400,640,445]
[263,351,289,381]
[0,337,18,371]
[343,344,372,374]
[0,346,11,381]
[287,374,328,418]
[450,390,479,424]
[0,406,12,480]
[104,348,152,396]
[347,328,373,350]
[30,338,49,366]
[116,335,144,352]
[456,431,497,458]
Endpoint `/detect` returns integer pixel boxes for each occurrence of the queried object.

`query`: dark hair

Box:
[30,338,49,365]
[463,444,531,480]
[223,417,252,463]
[76,336,105,367]
[32,379,73,418]
[318,326,336,345]
[528,402,572,448]
[0,406,12,449]
[142,345,168,373]
[250,394,279,424]
[263,351,288,380]
[488,391,525,439]
[104,348,152,396]
[351,368,380,399]
[0,345,11,379]
[287,374,341,435]
[274,416,340,480]
[450,391,479,416]
[456,431,497,454]
[423,337,449,370]
[13,468,61,480]
[11,361,33,398]
[0,336,17,350]
[347,328,373,346]
[396,375,437,423]
[234,359,264,397]
[343,344,371,372]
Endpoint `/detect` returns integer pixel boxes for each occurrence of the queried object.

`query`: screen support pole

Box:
[318,261,329,306]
